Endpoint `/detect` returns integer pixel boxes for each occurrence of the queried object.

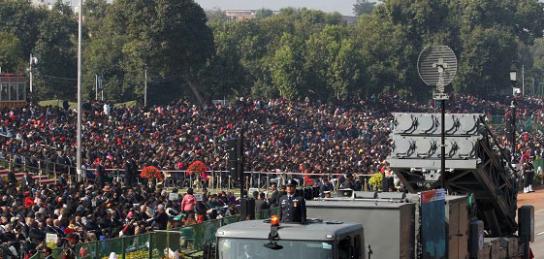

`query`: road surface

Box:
[518,189,544,257]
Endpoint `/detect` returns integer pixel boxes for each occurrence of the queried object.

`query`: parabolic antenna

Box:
[417,45,457,93]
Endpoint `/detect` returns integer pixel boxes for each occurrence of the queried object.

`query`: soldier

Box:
[523,161,535,193]
[279,179,306,224]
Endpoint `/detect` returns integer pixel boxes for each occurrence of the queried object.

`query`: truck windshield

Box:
[218,238,334,259]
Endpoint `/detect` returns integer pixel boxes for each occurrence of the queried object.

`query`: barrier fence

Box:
[30,208,280,259]
[29,216,238,259]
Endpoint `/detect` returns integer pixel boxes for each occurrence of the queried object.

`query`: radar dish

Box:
[417,45,458,92]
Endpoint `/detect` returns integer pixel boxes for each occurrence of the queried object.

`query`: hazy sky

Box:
[194,0,359,16]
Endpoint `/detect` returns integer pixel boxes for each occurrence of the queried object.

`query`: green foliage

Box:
[0,32,24,72]
[33,2,77,99]
[2,0,544,102]
[0,0,45,57]
[353,0,376,16]
[255,9,274,19]
[455,26,516,95]
[270,33,305,99]
[368,172,383,191]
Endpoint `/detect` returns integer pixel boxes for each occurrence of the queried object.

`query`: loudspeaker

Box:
[227,138,243,181]
[240,198,255,220]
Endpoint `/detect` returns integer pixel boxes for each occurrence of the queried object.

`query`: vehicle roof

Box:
[306,199,414,209]
[216,220,362,241]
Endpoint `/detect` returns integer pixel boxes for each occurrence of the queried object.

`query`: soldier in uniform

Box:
[523,161,535,193]
[279,179,306,224]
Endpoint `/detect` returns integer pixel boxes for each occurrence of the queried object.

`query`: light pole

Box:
[510,67,519,164]
[29,53,38,100]
[432,58,449,189]
[76,0,83,183]
[144,64,148,107]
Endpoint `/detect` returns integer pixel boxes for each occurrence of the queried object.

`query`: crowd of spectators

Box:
[0,175,238,258]
[2,94,544,177]
[1,94,544,257]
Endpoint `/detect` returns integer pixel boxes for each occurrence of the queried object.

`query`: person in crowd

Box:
[255,192,270,219]
[195,200,207,223]
[124,157,137,187]
[151,204,169,230]
[181,188,196,223]
[1,95,543,255]
[523,161,535,193]
[268,183,280,208]
[7,169,17,187]
[23,171,35,190]
[340,173,355,189]
[95,160,106,189]
[381,163,395,192]
[319,176,334,197]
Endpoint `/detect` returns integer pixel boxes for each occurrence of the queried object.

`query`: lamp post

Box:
[76,0,83,183]
[144,64,148,107]
[510,68,518,164]
[432,58,449,189]
[29,53,38,101]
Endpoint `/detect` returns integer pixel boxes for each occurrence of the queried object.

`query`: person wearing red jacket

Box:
[181,188,196,223]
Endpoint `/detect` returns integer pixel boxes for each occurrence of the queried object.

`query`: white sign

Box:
[169,193,179,201]
[46,233,58,248]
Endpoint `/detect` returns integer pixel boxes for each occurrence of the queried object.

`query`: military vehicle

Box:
[215,113,534,258]
[215,216,364,259]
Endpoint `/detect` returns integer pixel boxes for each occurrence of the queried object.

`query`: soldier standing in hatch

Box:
[279,179,306,224]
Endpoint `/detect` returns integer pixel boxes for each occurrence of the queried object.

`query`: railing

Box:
[29,207,280,259]
[0,153,377,191]
[28,216,236,259]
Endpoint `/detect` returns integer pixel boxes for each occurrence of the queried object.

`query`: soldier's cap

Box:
[286,179,298,186]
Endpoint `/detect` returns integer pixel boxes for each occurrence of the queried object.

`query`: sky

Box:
[194,0,360,16]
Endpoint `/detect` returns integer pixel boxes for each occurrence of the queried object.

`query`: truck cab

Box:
[215,218,364,259]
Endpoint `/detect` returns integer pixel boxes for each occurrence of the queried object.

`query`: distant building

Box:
[224,10,257,21]
[0,73,27,108]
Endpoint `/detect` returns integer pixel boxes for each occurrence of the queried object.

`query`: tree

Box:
[513,0,544,47]
[83,0,214,104]
[33,2,77,99]
[353,0,376,16]
[305,25,363,100]
[151,0,215,104]
[328,38,363,99]
[0,0,45,58]
[528,39,544,96]
[270,33,305,99]
[354,9,421,98]
[0,32,24,72]
[455,26,516,96]
[256,9,274,19]
[198,22,251,99]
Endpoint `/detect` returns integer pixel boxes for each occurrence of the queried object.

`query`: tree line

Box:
[1,0,543,103]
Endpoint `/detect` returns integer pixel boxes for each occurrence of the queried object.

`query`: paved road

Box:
[518,189,544,257]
